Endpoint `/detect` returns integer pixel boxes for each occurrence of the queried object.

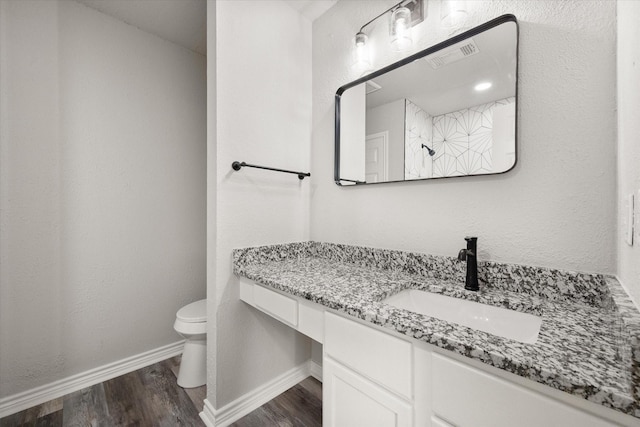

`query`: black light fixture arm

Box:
[358,0,407,33]
[231,161,311,180]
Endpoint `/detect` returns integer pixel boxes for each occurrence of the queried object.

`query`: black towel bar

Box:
[231,161,310,180]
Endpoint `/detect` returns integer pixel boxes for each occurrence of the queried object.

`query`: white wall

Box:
[617,0,640,303]
[205,0,218,410]
[209,0,312,408]
[0,0,206,399]
[311,0,617,274]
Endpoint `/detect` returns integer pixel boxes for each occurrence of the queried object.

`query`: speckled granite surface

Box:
[233,241,640,418]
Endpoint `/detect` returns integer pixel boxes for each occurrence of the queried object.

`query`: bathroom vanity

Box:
[234,242,640,427]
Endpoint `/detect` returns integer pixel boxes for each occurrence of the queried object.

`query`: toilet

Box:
[174,299,207,388]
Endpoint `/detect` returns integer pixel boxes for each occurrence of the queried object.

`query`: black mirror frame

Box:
[334,14,519,186]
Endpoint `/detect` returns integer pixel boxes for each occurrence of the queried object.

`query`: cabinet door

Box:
[324,357,412,427]
[431,416,455,427]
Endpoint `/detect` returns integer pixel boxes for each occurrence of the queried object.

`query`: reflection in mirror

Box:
[336,15,518,185]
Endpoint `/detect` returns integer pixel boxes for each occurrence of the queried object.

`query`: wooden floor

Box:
[231,377,322,427]
[0,357,322,427]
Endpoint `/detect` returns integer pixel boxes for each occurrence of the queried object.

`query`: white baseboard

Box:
[0,340,184,418]
[309,360,323,382]
[200,399,216,427]
[200,359,320,427]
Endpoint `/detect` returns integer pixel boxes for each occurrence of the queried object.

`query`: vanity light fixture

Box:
[474,81,492,91]
[353,31,372,73]
[440,0,468,30]
[353,0,424,70]
[390,5,413,52]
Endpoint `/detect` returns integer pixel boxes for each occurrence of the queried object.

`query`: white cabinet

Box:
[324,312,412,399]
[323,312,636,427]
[430,416,455,427]
[299,298,324,343]
[324,312,414,426]
[430,353,615,427]
[239,279,638,427]
[239,277,324,343]
[324,357,412,427]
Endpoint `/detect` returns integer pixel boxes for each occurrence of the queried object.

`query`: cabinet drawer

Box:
[432,353,613,427]
[325,312,412,399]
[254,285,298,327]
[298,298,324,343]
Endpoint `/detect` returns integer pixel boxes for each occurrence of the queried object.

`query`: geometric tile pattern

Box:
[403,97,515,179]
[431,97,515,178]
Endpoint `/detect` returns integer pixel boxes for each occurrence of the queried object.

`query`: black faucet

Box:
[457,236,479,291]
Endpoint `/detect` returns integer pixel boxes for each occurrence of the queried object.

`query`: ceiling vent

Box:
[426,38,479,69]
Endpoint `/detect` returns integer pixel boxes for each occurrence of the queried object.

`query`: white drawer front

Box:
[432,353,614,427]
[298,298,324,343]
[325,312,412,399]
[239,277,255,306]
[254,285,298,327]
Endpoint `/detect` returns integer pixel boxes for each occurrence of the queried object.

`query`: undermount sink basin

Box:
[383,290,542,344]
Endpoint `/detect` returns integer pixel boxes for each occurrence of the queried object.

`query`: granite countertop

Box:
[232,241,640,419]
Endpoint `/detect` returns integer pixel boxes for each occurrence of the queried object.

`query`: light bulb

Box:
[474,81,492,91]
[352,32,372,74]
[390,6,412,52]
[441,0,468,30]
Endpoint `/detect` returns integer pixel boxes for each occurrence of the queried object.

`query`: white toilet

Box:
[174,299,207,388]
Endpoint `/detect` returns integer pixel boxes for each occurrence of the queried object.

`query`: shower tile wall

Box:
[404,97,516,179]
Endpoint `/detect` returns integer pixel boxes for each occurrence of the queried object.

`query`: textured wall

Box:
[617,0,640,304]
[0,0,206,398]
[210,0,312,408]
[205,0,218,411]
[311,0,617,274]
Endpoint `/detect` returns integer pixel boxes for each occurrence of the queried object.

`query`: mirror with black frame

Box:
[335,15,518,185]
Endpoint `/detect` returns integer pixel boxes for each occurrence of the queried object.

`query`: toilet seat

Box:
[177,299,206,323]
[174,299,207,388]
[174,318,206,335]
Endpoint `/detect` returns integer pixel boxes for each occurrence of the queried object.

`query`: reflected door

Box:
[365,132,389,183]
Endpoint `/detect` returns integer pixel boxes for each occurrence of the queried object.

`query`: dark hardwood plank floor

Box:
[0,357,322,427]
[231,377,322,427]
[0,356,204,427]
